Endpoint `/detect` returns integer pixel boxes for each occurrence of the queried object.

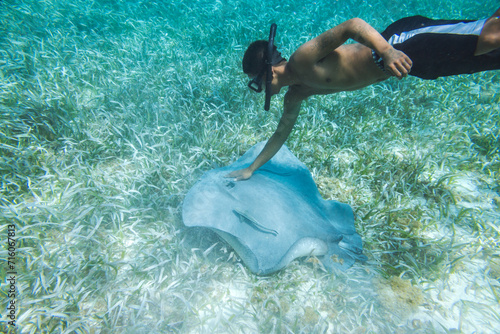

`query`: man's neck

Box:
[273,62,298,90]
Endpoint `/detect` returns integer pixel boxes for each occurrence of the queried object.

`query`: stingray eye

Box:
[225,181,235,189]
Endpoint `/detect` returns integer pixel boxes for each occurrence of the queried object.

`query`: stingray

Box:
[182,142,368,275]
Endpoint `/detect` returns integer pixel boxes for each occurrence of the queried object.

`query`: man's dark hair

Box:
[243,40,287,77]
[242,40,268,76]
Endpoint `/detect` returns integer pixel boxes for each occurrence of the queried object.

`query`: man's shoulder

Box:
[289,45,318,70]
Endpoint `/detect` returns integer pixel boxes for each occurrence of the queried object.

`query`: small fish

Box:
[233,209,278,236]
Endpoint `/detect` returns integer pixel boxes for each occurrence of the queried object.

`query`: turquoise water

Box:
[0,0,499,333]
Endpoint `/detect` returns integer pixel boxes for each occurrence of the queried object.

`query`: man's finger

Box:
[397,62,409,77]
[390,64,402,79]
[404,59,412,72]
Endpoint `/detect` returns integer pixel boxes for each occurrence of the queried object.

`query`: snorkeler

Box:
[227,8,500,181]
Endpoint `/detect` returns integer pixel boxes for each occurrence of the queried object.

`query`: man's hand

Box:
[381,47,413,79]
[225,167,254,181]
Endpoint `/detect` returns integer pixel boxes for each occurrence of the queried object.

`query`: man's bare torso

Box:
[288,43,390,97]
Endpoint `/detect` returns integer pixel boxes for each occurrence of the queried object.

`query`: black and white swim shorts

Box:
[372,15,500,79]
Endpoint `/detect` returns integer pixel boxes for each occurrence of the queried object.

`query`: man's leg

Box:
[475,8,500,55]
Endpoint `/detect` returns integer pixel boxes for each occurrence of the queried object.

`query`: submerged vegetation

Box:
[0,0,499,332]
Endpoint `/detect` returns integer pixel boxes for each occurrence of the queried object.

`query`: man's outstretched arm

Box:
[226,88,305,181]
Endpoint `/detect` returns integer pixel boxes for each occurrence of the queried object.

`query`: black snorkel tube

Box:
[264,23,277,111]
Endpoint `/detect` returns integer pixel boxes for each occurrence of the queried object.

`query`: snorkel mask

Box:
[247,23,285,111]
